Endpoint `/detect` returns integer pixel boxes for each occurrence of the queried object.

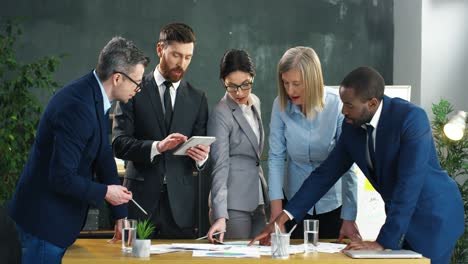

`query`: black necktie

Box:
[163,81,173,134]
[366,125,376,169]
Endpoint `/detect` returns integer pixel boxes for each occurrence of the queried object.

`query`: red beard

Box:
[160,61,185,82]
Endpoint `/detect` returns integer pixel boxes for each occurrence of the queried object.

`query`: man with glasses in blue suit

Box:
[8,36,150,263]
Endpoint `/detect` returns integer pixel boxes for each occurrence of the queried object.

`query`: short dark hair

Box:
[219,49,255,80]
[96,36,150,81]
[340,66,385,102]
[159,22,196,46]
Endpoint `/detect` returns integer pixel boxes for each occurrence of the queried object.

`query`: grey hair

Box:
[277,46,325,119]
[96,36,150,80]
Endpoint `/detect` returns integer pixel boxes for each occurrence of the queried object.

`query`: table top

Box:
[63,239,429,264]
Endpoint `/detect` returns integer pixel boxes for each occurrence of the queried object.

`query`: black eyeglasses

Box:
[114,71,142,93]
[223,79,254,93]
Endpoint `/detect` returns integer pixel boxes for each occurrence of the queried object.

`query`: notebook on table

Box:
[343,250,423,259]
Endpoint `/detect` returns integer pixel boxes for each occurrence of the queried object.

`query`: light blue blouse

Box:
[268,87,357,220]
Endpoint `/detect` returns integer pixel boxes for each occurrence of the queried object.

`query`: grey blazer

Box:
[208,93,269,220]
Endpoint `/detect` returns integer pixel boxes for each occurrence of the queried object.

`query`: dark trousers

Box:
[151,185,196,239]
[285,205,343,239]
[124,179,196,239]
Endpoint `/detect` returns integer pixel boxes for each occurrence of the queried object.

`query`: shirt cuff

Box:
[269,193,285,201]
[283,209,294,220]
[196,154,209,168]
[151,141,161,161]
[340,206,357,221]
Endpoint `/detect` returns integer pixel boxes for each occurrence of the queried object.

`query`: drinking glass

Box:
[121,219,137,253]
[304,219,319,253]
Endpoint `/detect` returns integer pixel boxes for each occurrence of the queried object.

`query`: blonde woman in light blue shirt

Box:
[268,46,361,241]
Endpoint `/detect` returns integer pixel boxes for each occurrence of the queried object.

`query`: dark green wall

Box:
[1,0,393,233]
[1,0,393,141]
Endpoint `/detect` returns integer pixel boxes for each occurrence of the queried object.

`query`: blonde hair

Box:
[277,46,325,119]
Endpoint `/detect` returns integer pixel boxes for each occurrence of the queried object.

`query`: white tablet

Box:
[173,136,216,156]
[343,250,423,259]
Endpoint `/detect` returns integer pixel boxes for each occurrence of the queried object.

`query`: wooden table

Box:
[63,239,429,263]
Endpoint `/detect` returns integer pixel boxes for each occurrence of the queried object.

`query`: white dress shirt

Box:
[362,100,383,168]
[150,66,208,167]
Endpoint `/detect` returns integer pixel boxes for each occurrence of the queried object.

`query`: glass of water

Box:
[303,219,319,253]
[121,219,137,253]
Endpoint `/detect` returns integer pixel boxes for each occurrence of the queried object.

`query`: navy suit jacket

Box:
[9,72,126,248]
[285,96,464,260]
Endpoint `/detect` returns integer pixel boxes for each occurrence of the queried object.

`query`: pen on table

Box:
[131,198,148,215]
[196,231,226,240]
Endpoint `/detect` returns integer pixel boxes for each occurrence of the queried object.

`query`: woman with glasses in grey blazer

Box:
[206,49,269,243]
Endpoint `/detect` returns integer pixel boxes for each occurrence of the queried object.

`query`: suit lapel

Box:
[252,103,264,157]
[144,71,166,136]
[374,96,391,181]
[226,95,260,159]
[88,73,105,158]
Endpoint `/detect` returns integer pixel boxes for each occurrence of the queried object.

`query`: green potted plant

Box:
[132,219,155,258]
[431,99,468,264]
[0,18,60,203]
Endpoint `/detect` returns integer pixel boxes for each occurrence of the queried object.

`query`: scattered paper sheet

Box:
[193,247,260,258]
[313,242,347,253]
[223,241,305,255]
[149,241,346,255]
[170,243,231,251]
[150,244,179,254]
[223,240,259,245]
[224,241,346,254]
[150,243,229,255]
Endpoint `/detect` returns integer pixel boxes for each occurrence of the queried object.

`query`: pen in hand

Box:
[131,198,148,215]
[196,230,226,240]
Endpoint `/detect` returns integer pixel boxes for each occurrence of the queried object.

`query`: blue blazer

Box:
[285,96,464,260]
[9,72,126,248]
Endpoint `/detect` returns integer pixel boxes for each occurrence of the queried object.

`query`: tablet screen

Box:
[173,136,216,155]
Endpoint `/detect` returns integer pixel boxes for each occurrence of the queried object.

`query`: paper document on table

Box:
[313,242,347,253]
[225,241,344,254]
[151,241,344,255]
[192,247,260,258]
[222,241,304,255]
[170,243,231,251]
[150,244,180,254]
[223,240,259,245]
[255,245,304,255]
[150,243,231,254]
